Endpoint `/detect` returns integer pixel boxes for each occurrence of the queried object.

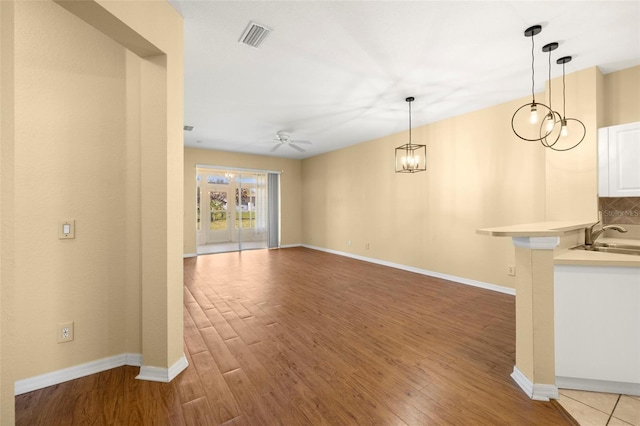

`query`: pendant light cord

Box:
[547,50,552,110]
[531,34,536,103]
[562,62,566,119]
[408,100,412,146]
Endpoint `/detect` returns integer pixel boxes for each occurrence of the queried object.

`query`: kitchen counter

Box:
[477,220,639,400]
[477,220,594,237]
[554,237,640,267]
[477,222,640,266]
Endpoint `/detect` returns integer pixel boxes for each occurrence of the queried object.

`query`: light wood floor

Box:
[16,247,575,425]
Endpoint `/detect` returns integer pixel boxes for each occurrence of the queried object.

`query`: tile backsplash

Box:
[600,197,640,225]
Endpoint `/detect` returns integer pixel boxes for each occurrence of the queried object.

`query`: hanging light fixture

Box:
[511,25,555,142]
[543,56,586,151]
[395,97,426,173]
[539,41,562,148]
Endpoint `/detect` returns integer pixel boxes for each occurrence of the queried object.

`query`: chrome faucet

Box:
[584,222,628,246]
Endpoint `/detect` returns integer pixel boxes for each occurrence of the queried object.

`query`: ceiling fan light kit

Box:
[511,25,585,151]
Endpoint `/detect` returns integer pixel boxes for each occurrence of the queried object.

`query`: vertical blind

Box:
[267,173,279,248]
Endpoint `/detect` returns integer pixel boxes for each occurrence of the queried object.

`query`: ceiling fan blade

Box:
[270,143,282,152]
[291,139,312,144]
[289,143,306,153]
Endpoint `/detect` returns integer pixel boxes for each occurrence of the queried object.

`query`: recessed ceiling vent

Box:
[239,21,272,48]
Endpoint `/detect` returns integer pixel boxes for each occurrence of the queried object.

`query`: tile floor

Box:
[558,389,640,426]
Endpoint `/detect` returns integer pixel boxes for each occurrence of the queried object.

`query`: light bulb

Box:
[545,114,554,132]
[561,119,568,137]
[529,104,538,124]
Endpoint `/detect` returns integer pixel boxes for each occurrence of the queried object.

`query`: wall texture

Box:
[0,1,15,423]
[1,1,184,423]
[544,67,601,222]
[301,66,638,290]
[604,65,640,127]
[12,0,131,382]
[183,148,302,254]
[302,95,547,289]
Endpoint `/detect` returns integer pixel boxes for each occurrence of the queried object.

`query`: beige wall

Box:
[1,0,183,423]
[603,65,640,127]
[544,67,601,222]
[0,1,15,423]
[10,0,131,385]
[302,96,547,289]
[301,66,637,290]
[183,148,302,254]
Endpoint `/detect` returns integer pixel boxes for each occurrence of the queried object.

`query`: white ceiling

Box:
[168,1,640,160]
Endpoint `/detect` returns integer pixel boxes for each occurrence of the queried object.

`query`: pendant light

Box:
[395,97,426,173]
[544,56,586,151]
[539,42,562,148]
[511,25,555,142]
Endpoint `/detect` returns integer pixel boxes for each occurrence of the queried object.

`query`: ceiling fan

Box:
[270,131,311,153]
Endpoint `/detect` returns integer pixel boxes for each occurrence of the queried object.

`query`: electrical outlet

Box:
[347,240,352,247]
[508,265,516,276]
[58,321,74,343]
[365,243,370,250]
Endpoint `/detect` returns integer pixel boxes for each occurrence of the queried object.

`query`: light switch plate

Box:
[59,220,75,239]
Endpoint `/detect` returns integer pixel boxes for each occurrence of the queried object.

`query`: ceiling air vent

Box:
[184,125,194,131]
[239,21,272,48]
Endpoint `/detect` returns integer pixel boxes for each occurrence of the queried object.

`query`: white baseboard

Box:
[301,244,515,296]
[183,253,197,258]
[136,354,188,383]
[15,352,190,395]
[557,376,640,396]
[279,244,302,249]
[511,366,559,401]
[15,353,142,396]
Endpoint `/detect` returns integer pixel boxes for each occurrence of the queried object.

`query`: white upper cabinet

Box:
[598,121,640,197]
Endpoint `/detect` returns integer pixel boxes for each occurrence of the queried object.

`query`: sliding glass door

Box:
[196,167,279,254]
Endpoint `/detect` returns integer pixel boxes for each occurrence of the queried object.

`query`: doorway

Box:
[196,167,279,254]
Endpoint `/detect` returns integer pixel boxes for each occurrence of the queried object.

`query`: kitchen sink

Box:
[571,243,640,256]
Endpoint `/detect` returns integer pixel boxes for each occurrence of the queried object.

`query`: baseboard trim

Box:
[301,244,515,296]
[15,353,143,396]
[279,244,302,249]
[557,376,640,396]
[511,366,559,401]
[183,253,197,258]
[136,354,189,383]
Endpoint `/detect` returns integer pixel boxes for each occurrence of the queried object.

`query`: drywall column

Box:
[137,54,187,380]
[52,0,186,382]
[545,67,602,222]
[477,222,591,401]
[510,236,560,401]
[0,1,16,421]
[139,55,169,372]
